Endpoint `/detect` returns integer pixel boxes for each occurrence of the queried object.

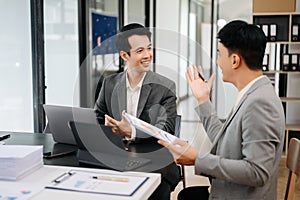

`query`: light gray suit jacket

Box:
[94,70,177,142]
[195,76,285,199]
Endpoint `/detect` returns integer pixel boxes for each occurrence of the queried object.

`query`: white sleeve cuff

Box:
[125,125,136,141]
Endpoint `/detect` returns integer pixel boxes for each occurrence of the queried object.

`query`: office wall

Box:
[0,0,33,132]
[155,0,181,84]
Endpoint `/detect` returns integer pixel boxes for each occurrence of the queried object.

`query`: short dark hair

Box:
[217,20,267,70]
[115,23,152,54]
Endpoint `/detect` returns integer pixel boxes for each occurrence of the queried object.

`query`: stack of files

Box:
[0,145,43,180]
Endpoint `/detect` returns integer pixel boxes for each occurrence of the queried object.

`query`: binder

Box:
[262,54,269,71]
[292,24,299,41]
[269,24,277,41]
[291,54,298,71]
[262,24,269,39]
[282,54,290,71]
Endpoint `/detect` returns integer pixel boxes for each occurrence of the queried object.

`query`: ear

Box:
[231,54,241,69]
[120,51,129,62]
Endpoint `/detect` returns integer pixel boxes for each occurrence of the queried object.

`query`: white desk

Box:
[0,165,161,200]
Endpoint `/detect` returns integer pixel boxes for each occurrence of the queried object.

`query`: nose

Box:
[143,48,152,58]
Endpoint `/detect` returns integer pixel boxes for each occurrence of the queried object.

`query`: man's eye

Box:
[136,49,143,54]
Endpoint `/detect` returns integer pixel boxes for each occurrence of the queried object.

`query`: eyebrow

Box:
[132,43,152,51]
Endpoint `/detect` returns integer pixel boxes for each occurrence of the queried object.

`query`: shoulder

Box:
[103,71,125,84]
[144,71,175,86]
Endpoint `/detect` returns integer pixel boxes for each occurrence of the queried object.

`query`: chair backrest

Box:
[94,75,104,103]
[174,115,181,137]
[173,114,186,188]
[285,138,300,200]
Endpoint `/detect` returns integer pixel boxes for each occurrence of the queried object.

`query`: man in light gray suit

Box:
[94,23,180,200]
[159,20,285,199]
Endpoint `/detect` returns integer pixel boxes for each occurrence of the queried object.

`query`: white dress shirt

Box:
[233,75,265,111]
[125,71,147,140]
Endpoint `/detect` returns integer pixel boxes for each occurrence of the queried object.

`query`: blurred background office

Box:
[0,0,254,133]
[1,0,300,139]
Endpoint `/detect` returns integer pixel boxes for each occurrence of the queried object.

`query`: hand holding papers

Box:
[122,112,178,143]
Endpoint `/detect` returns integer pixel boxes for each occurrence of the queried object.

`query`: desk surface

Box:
[0,165,160,200]
[3,132,175,173]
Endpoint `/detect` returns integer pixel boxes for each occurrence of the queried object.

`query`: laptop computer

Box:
[43,104,98,145]
[68,121,151,171]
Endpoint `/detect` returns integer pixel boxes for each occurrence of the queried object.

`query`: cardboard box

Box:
[253,0,295,13]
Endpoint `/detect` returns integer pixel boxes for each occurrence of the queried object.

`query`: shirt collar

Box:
[233,75,265,111]
[126,71,147,90]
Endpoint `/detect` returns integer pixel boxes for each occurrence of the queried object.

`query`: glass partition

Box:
[44,0,79,106]
[0,0,33,132]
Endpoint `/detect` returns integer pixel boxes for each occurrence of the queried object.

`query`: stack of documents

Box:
[0,145,43,180]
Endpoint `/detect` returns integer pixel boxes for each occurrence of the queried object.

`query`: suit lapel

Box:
[136,72,152,118]
[111,73,126,120]
[137,84,151,117]
[210,76,270,149]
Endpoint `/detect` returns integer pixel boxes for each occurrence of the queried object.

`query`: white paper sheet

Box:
[123,112,178,143]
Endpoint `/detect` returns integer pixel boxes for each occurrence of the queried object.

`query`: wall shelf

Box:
[254,12,300,154]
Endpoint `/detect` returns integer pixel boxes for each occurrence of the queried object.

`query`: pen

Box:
[53,171,75,183]
[92,176,129,182]
[198,72,206,82]
[0,133,10,141]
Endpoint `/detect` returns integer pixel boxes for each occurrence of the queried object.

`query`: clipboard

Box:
[45,170,149,196]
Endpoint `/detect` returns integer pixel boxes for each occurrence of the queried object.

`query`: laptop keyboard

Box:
[124,158,151,171]
[107,156,151,171]
[77,150,151,171]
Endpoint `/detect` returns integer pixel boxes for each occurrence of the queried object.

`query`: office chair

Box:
[284,138,300,200]
[174,115,186,189]
[94,74,104,103]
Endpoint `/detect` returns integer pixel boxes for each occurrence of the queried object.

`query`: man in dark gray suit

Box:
[159,20,285,199]
[94,23,180,200]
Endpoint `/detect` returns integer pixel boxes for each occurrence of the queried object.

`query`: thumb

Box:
[207,72,215,90]
[172,138,188,146]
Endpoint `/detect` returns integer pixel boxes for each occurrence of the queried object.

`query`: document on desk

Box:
[0,183,43,200]
[123,112,178,143]
[45,170,149,196]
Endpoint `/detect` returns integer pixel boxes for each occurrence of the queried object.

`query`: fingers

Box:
[207,72,216,89]
[186,65,207,83]
[105,114,118,126]
[172,138,188,146]
[197,65,204,75]
[158,138,187,153]
[192,64,199,80]
[112,127,119,134]
[186,66,193,84]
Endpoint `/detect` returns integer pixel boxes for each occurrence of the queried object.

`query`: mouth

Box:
[141,60,151,67]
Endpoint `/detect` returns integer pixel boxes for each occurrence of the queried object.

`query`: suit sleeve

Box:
[195,101,224,144]
[135,81,177,143]
[194,98,284,187]
[94,78,108,124]
[154,81,177,134]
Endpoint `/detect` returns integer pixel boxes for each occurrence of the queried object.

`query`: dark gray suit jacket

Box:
[94,70,177,142]
[195,76,285,199]
[94,70,180,190]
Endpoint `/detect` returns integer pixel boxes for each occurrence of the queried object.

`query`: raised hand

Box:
[185,65,215,104]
